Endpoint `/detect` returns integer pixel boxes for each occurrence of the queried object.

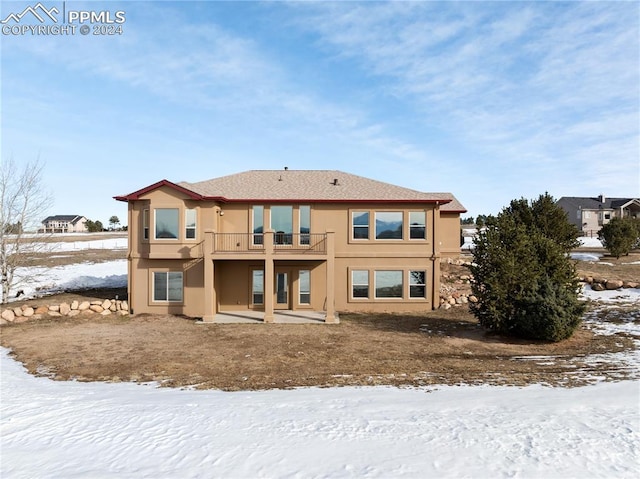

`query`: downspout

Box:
[432,201,441,310]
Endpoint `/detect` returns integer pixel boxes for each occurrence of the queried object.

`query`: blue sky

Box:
[1,0,638,226]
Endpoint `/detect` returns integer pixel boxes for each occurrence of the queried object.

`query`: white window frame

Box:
[185,209,197,240]
[152,271,183,302]
[351,270,370,299]
[409,270,426,298]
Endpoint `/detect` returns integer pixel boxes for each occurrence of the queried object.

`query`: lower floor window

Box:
[153,271,183,302]
[252,270,264,304]
[409,271,426,298]
[299,270,311,304]
[375,270,403,298]
[352,270,369,298]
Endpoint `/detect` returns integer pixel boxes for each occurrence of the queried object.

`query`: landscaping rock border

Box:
[1,299,129,325]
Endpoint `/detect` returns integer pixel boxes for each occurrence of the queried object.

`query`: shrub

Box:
[598,217,640,258]
[469,194,585,342]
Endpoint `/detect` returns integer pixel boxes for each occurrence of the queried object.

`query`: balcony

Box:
[206,231,329,257]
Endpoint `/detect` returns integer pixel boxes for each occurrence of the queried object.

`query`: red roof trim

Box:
[115,181,454,206]
[202,197,452,205]
[114,180,204,202]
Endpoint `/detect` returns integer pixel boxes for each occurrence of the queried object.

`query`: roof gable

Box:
[114,179,204,202]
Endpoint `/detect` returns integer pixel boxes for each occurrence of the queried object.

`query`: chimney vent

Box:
[284,166,288,170]
[599,194,606,203]
[333,178,339,186]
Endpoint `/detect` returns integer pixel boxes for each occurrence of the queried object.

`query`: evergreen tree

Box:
[469,194,585,342]
[599,217,639,258]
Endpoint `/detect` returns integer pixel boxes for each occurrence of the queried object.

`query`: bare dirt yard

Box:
[1,247,639,391]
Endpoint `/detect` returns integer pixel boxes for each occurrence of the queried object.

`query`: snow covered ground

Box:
[2,240,639,477]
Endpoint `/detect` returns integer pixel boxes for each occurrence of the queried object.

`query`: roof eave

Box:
[114,179,204,202]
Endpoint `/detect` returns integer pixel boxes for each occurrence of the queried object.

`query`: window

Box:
[252,270,264,304]
[155,208,179,239]
[375,212,403,240]
[143,209,149,240]
[271,205,293,245]
[352,211,369,239]
[299,270,310,304]
[375,270,403,298]
[352,270,369,298]
[253,206,264,245]
[409,271,426,298]
[153,272,183,302]
[409,212,426,239]
[300,205,310,245]
[185,209,196,239]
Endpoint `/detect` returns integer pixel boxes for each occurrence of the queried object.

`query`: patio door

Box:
[274,270,291,309]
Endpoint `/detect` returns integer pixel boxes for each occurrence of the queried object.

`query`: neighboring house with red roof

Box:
[557,195,640,236]
[41,215,87,233]
[115,169,466,322]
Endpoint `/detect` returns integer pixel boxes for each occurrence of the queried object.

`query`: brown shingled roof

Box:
[178,170,460,205]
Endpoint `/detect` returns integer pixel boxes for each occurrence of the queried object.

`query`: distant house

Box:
[557,195,640,235]
[115,169,466,322]
[41,215,87,233]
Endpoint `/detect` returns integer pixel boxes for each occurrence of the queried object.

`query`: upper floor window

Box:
[253,205,264,245]
[300,205,310,245]
[352,211,369,240]
[155,208,179,239]
[271,205,293,245]
[409,211,426,239]
[185,209,197,239]
[375,212,403,240]
[143,209,149,240]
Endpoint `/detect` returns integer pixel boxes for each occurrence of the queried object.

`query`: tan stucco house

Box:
[115,169,466,322]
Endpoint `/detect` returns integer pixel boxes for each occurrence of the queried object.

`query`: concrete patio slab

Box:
[197,310,339,324]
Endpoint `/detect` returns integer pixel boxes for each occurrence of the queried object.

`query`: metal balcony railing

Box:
[211,233,327,254]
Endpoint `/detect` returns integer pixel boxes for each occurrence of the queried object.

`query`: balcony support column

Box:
[324,230,337,323]
[263,230,275,323]
[202,229,216,322]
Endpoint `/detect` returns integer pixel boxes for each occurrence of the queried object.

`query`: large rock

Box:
[22,307,34,317]
[623,281,639,289]
[89,305,104,313]
[35,306,48,315]
[68,310,80,317]
[468,295,478,303]
[49,305,60,312]
[71,300,79,310]
[60,303,71,315]
[121,301,129,311]
[1,309,15,322]
[78,301,90,311]
[591,283,605,291]
[102,299,112,310]
[13,307,23,317]
[100,309,111,316]
[605,280,623,290]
